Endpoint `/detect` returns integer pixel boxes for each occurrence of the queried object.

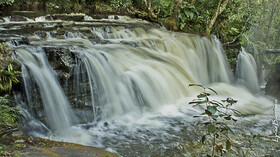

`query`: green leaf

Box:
[189,84,203,88]
[226,140,231,150]
[207,106,217,115]
[224,115,231,120]
[197,94,207,98]
[211,100,223,106]
[208,124,216,133]
[211,115,218,120]
[189,12,194,20]
[189,99,208,105]
[193,115,201,118]
[206,87,218,95]
[205,109,212,116]
[198,100,209,104]
[226,98,237,105]
[202,92,210,96]
[201,135,207,144]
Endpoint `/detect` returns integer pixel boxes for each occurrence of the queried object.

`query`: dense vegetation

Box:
[0,42,20,140]
[243,0,280,73]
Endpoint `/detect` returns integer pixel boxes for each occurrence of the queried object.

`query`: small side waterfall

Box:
[236,48,260,93]
[14,47,74,131]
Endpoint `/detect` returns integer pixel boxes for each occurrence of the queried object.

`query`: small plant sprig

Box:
[189,84,240,157]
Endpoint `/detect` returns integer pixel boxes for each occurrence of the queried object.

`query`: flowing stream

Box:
[0,13,277,156]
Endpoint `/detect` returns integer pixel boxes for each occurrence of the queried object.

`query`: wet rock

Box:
[56,28,65,36]
[73,109,94,124]
[22,37,30,45]
[265,63,280,99]
[104,122,109,127]
[34,31,47,39]
[51,14,85,22]
[16,137,119,157]
[80,27,91,31]
[9,15,28,22]
[10,37,30,46]
[113,15,120,19]
[0,42,13,69]
[43,47,77,80]
[45,16,53,21]
[61,21,75,27]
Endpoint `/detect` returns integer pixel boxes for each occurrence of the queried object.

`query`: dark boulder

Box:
[265,63,280,99]
[43,47,76,80]
[50,14,85,22]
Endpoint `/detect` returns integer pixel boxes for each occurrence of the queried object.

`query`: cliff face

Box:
[266,63,280,99]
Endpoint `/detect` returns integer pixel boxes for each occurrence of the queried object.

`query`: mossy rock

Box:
[1,136,119,157]
[0,43,13,70]
[162,17,179,31]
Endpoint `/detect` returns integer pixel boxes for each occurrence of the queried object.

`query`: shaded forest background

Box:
[1,0,280,66]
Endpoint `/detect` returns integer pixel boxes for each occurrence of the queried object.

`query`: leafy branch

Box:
[189,84,241,156]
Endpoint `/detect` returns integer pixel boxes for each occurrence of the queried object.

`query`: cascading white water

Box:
[14,47,74,131]
[69,28,236,121]
[236,47,260,93]
[2,14,275,156]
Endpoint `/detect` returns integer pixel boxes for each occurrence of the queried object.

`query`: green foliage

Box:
[0,43,21,93]
[189,84,240,156]
[0,95,19,125]
[152,0,174,18]
[110,0,132,8]
[243,0,280,75]
[0,63,21,92]
[177,2,198,30]
[132,0,146,10]
[0,0,14,6]
[0,95,19,138]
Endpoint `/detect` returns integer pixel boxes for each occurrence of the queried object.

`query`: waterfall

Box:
[236,48,260,93]
[14,47,74,131]
[65,29,235,121]
[2,14,274,155]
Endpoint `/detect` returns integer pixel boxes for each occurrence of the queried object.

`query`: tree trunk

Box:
[172,0,182,18]
[144,0,151,12]
[144,0,157,20]
[206,0,229,35]
[265,0,280,40]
